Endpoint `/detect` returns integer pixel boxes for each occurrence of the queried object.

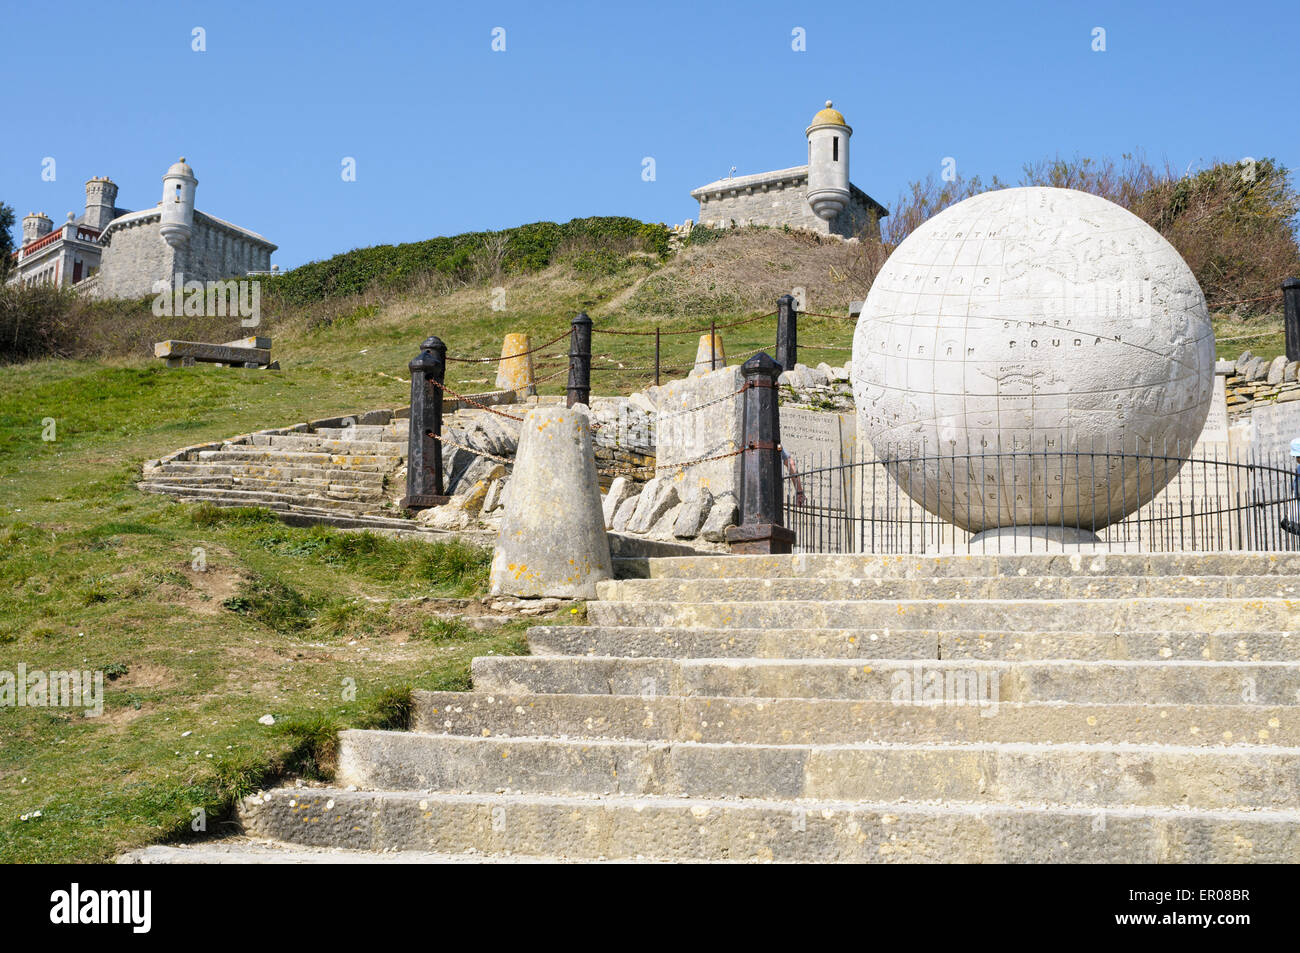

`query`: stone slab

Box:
[412,689,1300,748]
[1199,374,1229,444]
[154,340,271,365]
[1249,399,1300,461]
[336,728,1300,809]
[648,365,745,499]
[236,786,1300,863]
[781,407,856,511]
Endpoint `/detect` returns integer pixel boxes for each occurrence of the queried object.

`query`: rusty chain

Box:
[425,430,516,466]
[444,328,570,364]
[597,445,749,477]
[429,380,527,422]
[591,310,775,336]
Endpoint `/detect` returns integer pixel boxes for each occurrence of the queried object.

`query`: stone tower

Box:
[158,157,197,249]
[22,212,53,245]
[805,101,851,222]
[83,177,119,231]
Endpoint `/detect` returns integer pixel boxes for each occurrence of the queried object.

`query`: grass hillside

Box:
[0,217,1291,862]
[0,223,869,862]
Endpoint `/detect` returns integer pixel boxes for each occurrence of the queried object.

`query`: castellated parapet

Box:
[83,177,119,231]
[21,211,53,245]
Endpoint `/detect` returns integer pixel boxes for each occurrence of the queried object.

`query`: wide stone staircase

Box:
[125,551,1300,863]
[136,405,521,535]
[138,414,411,528]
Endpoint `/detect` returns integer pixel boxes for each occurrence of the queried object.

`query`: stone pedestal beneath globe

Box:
[851,186,1215,536]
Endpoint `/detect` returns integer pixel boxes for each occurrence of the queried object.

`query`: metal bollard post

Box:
[403,335,449,510]
[727,351,796,554]
[655,326,661,387]
[776,293,798,372]
[567,312,592,408]
[1284,278,1300,362]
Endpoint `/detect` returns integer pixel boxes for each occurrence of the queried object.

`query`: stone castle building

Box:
[690,101,887,239]
[7,158,276,299]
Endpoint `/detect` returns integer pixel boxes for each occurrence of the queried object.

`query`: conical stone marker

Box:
[489,405,612,598]
[495,332,536,395]
[691,334,725,375]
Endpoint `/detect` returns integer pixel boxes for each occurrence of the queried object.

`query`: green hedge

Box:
[263,217,671,306]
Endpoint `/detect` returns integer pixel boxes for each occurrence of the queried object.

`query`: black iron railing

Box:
[783,443,1300,554]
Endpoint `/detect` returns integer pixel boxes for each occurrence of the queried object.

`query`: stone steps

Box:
[310,425,405,442]
[411,689,1297,746]
[598,575,1300,602]
[645,553,1300,579]
[197,448,395,468]
[118,838,583,864]
[148,475,386,500]
[586,597,1300,631]
[140,415,409,524]
[470,656,1300,705]
[158,462,389,485]
[334,729,1300,810]
[140,475,382,502]
[525,624,1300,661]
[136,549,1300,863]
[137,482,393,515]
[247,434,404,456]
[233,787,1300,863]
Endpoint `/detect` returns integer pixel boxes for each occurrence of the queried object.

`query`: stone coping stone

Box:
[234,786,1300,863]
[154,340,271,365]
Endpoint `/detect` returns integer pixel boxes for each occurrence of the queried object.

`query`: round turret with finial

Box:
[159,156,198,249]
[805,100,852,222]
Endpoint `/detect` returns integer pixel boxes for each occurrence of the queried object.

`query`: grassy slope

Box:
[0,225,1285,861]
[0,355,531,861]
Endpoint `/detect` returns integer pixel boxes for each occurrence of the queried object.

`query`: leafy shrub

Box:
[849,154,1300,316]
[260,217,671,307]
[683,225,723,247]
[0,284,79,363]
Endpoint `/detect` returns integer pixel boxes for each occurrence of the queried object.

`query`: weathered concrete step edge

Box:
[140,476,384,501]
[599,576,1300,602]
[251,435,404,455]
[336,729,1300,809]
[195,449,396,467]
[137,482,391,514]
[236,787,1300,862]
[646,552,1300,580]
[412,690,1299,746]
[586,598,1300,632]
[471,655,1300,705]
[310,426,405,441]
[526,624,1300,662]
[155,462,389,483]
[150,477,383,501]
[117,838,616,864]
[133,485,489,539]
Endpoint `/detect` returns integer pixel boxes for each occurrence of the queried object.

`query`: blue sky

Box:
[4,0,1297,269]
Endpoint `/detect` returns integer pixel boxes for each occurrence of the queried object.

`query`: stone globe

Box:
[851,186,1214,535]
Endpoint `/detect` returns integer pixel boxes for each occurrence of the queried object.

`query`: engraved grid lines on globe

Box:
[850,187,1214,532]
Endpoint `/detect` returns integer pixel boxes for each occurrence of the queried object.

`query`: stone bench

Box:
[155,336,277,369]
